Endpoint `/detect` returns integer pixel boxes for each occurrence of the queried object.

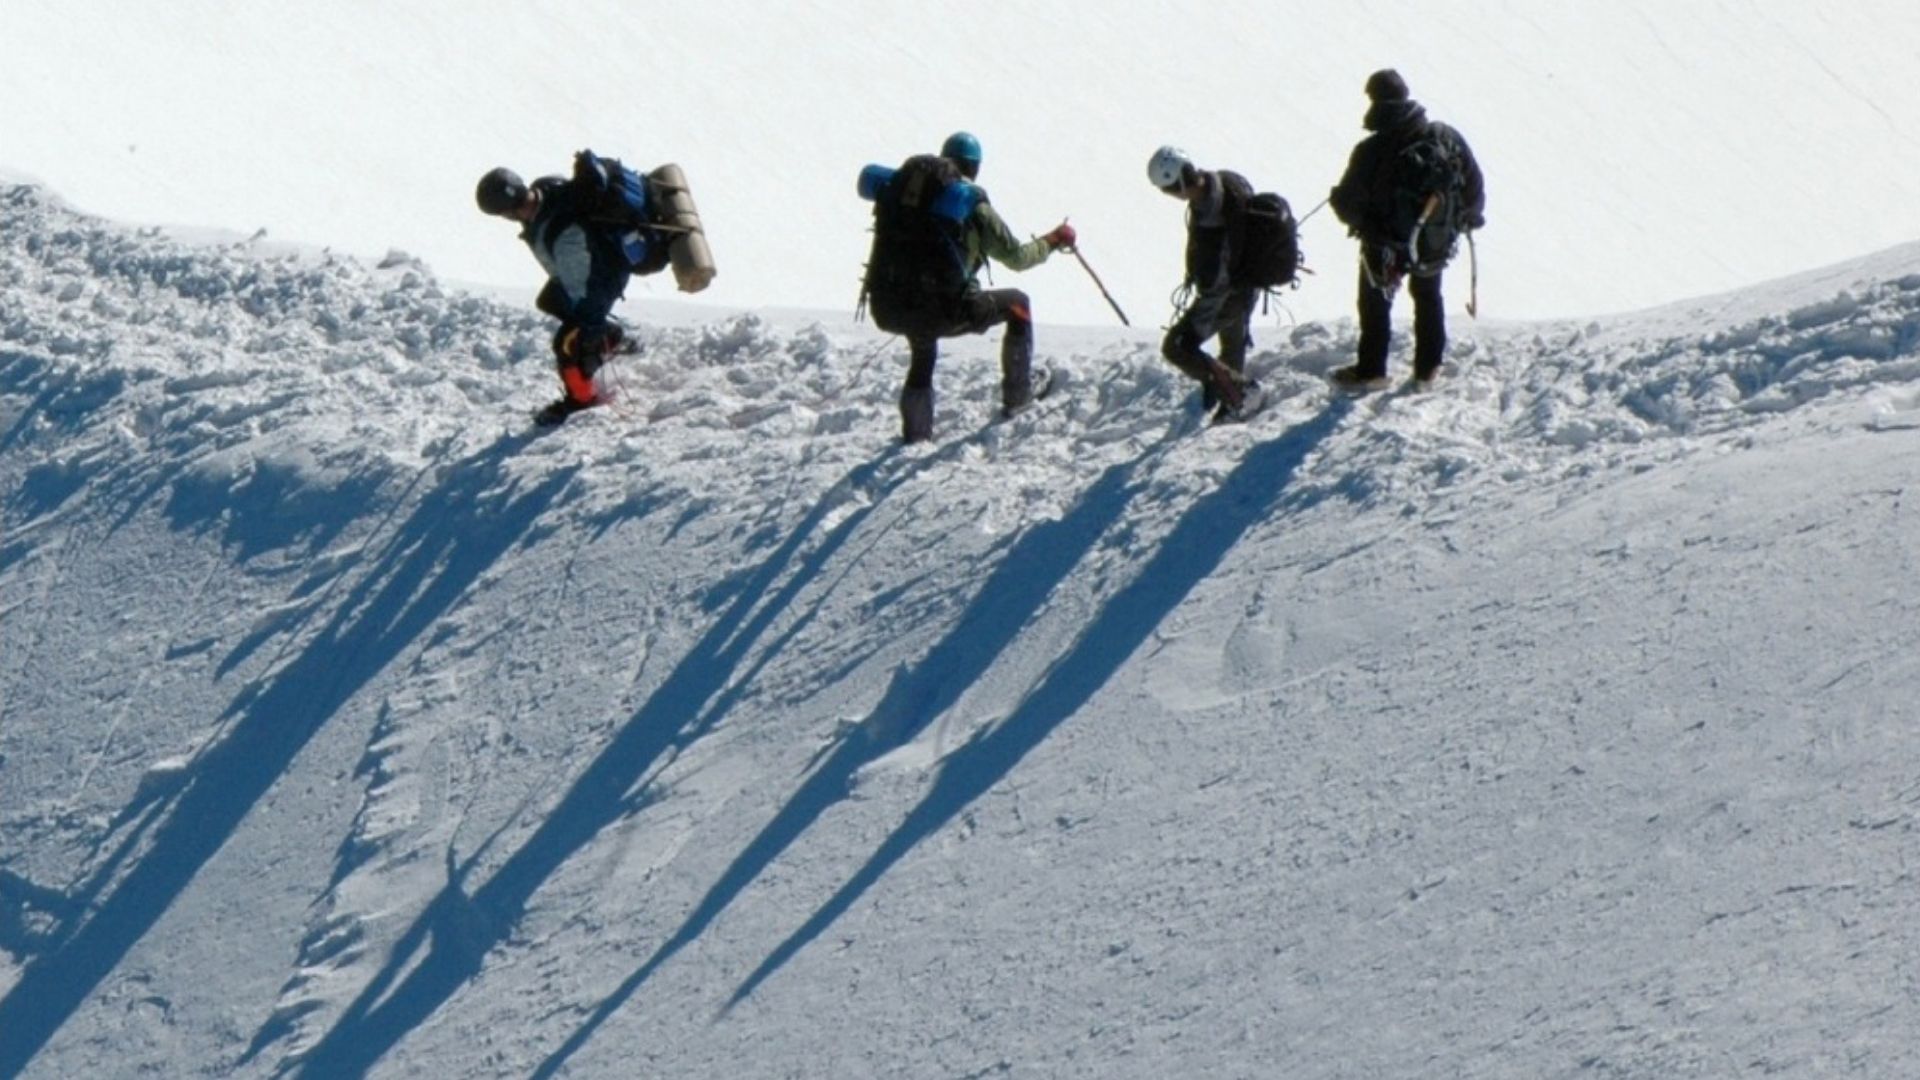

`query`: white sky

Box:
[6,1,1920,326]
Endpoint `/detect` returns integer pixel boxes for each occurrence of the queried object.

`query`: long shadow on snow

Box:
[2,460,446,961]
[284,449,920,1079]
[725,406,1343,1007]
[0,437,572,1080]
[533,442,1180,1078]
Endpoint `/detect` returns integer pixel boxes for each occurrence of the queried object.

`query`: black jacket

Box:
[522,176,634,327]
[1185,169,1256,290]
[1330,100,1485,250]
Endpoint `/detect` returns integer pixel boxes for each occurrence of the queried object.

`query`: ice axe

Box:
[1465,230,1480,318]
[1410,194,1480,317]
[1057,220,1130,326]
[1406,193,1480,318]
[1073,247,1131,327]
[1410,192,1441,259]
[1366,192,1444,297]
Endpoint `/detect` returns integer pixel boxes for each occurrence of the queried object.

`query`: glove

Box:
[1463,211,1486,231]
[1043,222,1077,251]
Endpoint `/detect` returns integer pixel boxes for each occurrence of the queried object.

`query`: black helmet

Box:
[475,167,527,215]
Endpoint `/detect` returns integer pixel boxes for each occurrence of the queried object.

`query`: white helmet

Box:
[1147,145,1193,190]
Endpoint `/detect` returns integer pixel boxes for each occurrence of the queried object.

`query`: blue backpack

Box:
[571,149,672,275]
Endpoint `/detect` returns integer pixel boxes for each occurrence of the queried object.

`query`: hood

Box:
[1364,98,1427,134]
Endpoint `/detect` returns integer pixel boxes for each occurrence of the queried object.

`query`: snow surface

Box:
[5,171,1920,1077]
[5,3,1920,328]
[6,5,1920,1075]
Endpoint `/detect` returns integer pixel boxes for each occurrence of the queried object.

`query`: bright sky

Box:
[6,1,1920,327]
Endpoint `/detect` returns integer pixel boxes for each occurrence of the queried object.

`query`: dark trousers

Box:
[1163,284,1256,408]
[1163,285,1257,379]
[1356,267,1446,380]
[550,321,623,404]
[897,288,1034,442]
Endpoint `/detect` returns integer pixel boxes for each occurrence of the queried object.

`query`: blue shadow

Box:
[726,407,1341,1006]
[284,451,926,1078]
[0,439,572,1079]
[530,446,1174,1078]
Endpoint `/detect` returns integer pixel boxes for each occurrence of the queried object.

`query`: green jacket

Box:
[965,198,1053,280]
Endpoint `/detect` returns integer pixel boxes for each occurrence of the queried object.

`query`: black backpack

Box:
[861,154,980,327]
[570,149,672,275]
[1386,125,1468,268]
[1233,191,1302,289]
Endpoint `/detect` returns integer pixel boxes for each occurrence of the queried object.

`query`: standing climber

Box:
[1328,69,1485,390]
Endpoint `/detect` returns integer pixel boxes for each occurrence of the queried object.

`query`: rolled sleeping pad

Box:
[856,162,978,223]
[647,163,715,294]
[930,180,980,223]
[857,163,895,201]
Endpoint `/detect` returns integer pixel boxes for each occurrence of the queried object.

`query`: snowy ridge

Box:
[5,183,1920,1078]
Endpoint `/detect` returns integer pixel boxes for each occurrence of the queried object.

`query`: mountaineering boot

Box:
[1206,360,1246,417]
[1002,368,1057,419]
[900,385,934,444]
[534,395,598,426]
[999,313,1037,417]
[1329,364,1391,393]
[1214,380,1268,425]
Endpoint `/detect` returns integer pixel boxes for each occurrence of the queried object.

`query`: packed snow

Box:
[7,3,1920,1077]
[5,172,1919,1078]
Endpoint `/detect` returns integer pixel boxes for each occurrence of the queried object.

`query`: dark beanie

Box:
[1365,68,1409,102]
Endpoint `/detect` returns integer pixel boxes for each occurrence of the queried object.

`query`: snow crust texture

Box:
[4,184,1920,1078]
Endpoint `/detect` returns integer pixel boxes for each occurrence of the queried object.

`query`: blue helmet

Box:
[941,131,982,175]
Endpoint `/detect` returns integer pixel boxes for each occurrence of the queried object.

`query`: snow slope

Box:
[5,174,1920,1078]
[6,2,1920,329]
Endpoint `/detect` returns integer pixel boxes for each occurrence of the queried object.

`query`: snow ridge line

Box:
[9,182,1920,537]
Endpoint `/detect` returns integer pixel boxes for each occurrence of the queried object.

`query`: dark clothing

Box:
[1164,285,1257,383]
[1183,169,1255,290]
[519,176,637,406]
[872,174,1054,443]
[901,289,1034,389]
[1163,169,1260,410]
[1355,265,1445,380]
[898,288,1034,442]
[1330,97,1484,382]
[523,177,632,330]
[1329,101,1485,263]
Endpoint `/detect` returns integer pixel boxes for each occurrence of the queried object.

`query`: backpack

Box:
[1233,191,1302,289]
[1385,125,1468,268]
[570,149,672,275]
[859,154,982,328]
